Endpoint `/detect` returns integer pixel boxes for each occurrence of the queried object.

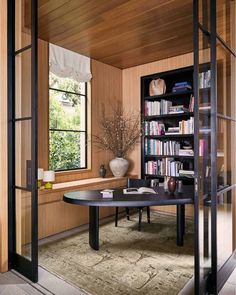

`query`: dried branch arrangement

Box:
[93,104,141,158]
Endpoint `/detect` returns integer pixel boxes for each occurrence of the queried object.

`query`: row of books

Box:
[144,121,165,135]
[145,159,184,177]
[199,70,211,89]
[144,100,172,116]
[179,117,194,134]
[145,140,180,156]
[172,82,192,93]
[144,99,194,116]
[144,118,194,136]
[145,139,193,156]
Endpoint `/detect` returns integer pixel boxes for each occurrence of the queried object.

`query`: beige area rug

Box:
[38,212,194,295]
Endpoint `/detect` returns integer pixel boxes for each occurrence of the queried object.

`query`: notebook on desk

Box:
[123,187,158,194]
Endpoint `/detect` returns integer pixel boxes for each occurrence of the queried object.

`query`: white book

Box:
[123,187,158,194]
[101,189,114,198]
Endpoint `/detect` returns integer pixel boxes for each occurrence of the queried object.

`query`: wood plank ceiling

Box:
[38,0,193,69]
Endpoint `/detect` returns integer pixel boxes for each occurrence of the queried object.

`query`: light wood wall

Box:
[0,0,8,273]
[122,52,194,216]
[27,177,127,243]
[38,46,123,182]
[38,40,49,169]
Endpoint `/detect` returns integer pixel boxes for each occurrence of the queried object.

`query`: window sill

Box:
[55,168,92,176]
[38,175,136,196]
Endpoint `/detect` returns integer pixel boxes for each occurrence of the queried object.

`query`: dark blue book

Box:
[175,82,191,87]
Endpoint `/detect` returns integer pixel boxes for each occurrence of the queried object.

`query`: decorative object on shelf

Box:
[93,104,141,177]
[149,78,166,96]
[43,170,55,189]
[99,164,106,178]
[168,177,177,194]
[37,168,44,189]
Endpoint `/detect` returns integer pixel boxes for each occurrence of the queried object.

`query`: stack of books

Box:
[144,121,165,135]
[179,170,194,178]
[168,105,188,114]
[179,148,194,156]
[145,139,181,156]
[165,127,180,135]
[172,82,192,93]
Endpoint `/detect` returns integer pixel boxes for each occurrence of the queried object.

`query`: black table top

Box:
[63,186,194,207]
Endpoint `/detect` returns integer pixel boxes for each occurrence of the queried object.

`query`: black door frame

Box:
[193,0,236,293]
[8,0,38,282]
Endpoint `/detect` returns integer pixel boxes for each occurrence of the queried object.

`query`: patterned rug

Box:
[38,212,194,295]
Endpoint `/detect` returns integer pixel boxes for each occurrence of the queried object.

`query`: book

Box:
[179,149,194,156]
[101,189,114,198]
[179,170,194,177]
[123,187,158,194]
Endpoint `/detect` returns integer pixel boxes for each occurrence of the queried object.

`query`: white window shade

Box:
[49,43,92,83]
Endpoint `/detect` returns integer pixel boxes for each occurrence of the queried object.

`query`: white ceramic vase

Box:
[109,157,129,177]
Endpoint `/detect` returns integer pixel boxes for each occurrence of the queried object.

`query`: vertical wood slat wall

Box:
[0,0,8,273]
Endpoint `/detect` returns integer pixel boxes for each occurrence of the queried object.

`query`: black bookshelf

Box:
[141,66,195,183]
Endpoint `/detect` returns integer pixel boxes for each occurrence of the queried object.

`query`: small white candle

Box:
[38,168,44,180]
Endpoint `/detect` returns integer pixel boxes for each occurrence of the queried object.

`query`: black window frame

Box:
[48,74,88,172]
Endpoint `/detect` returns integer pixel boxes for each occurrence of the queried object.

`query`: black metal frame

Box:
[8,0,38,282]
[49,79,88,171]
[194,0,236,293]
[193,0,200,294]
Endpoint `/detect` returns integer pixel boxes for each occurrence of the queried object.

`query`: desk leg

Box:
[177,204,185,246]
[89,206,99,250]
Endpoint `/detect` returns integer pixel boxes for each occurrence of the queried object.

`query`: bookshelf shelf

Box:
[144,155,194,160]
[144,134,194,139]
[141,66,195,183]
[144,112,194,120]
[144,174,194,180]
[144,90,193,101]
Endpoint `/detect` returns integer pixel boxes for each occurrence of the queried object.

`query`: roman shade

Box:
[49,43,92,83]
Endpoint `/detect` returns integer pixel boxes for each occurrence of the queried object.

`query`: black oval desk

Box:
[63,186,194,250]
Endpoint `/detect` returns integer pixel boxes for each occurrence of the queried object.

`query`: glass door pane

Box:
[8,0,38,282]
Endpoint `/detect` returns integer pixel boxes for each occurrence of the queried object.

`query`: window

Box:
[49,72,88,171]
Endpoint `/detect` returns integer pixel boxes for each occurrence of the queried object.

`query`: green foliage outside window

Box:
[49,73,86,171]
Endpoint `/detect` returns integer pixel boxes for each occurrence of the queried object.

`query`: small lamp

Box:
[37,168,44,189]
[43,170,55,189]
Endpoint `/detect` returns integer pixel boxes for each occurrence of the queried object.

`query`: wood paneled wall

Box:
[38,40,49,169]
[0,0,8,272]
[38,48,123,182]
[122,52,194,216]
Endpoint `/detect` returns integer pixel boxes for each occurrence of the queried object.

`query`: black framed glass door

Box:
[8,0,38,282]
[194,0,236,293]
